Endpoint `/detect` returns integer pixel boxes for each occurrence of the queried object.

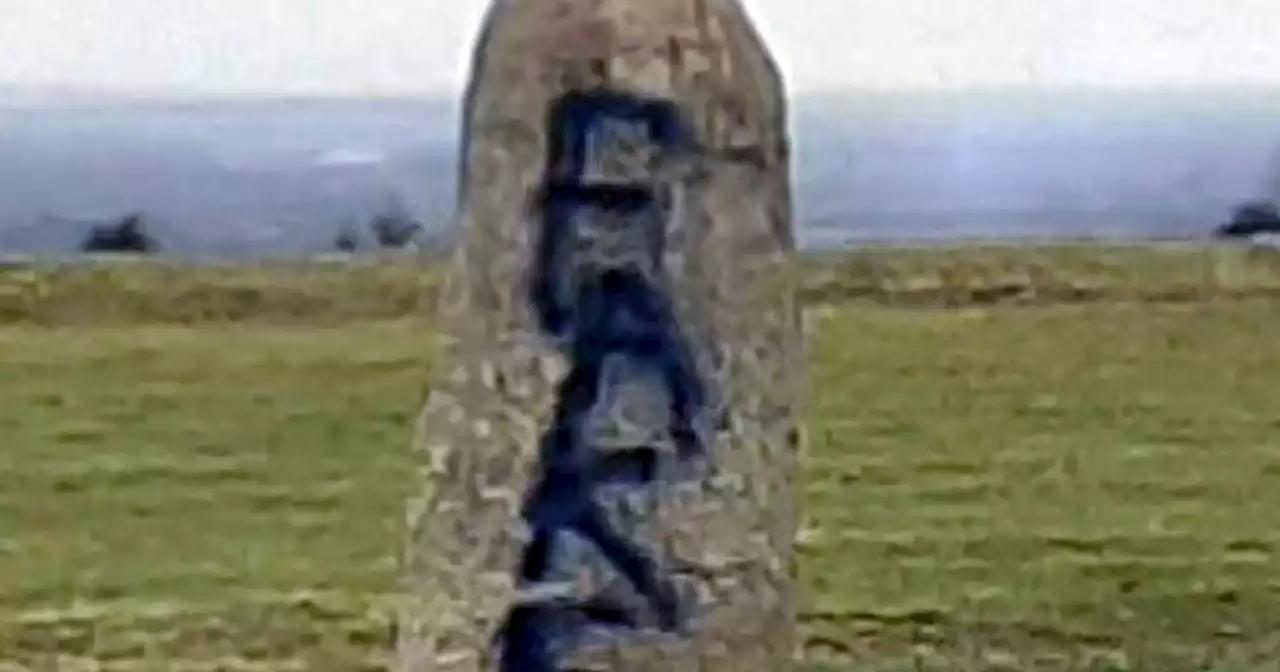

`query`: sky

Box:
[1,0,1278,97]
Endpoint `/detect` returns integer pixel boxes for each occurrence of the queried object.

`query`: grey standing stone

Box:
[397,0,803,670]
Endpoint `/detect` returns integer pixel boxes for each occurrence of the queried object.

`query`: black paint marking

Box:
[494,87,718,672]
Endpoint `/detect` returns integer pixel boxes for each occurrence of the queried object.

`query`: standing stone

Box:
[397,1,802,671]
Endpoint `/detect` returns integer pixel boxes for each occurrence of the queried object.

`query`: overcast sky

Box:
[1,0,1278,96]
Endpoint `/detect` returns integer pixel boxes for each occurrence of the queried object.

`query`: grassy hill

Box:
[2,245,1280,670]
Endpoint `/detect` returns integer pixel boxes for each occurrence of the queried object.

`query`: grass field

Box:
[2,245,1280,671]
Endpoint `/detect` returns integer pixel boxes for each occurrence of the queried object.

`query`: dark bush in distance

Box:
[370,213,423,249]
[80,213,161,254]
[1216,200,1280,239]
[333,225,361,253]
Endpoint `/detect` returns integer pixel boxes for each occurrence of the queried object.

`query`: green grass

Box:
[2,246,1280,670]
[5,243,1280,325]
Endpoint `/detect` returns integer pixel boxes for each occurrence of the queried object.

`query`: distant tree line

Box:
[331,210,426,253]
[75,198,1280,256]
[65,152,1280,255]
[76,204,438,256]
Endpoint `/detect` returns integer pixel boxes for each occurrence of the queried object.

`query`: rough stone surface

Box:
[397,1,802,670]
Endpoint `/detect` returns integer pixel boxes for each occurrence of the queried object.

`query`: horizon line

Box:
[5,81,1280,104]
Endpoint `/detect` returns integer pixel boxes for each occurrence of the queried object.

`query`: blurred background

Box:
[2,0,1279,259]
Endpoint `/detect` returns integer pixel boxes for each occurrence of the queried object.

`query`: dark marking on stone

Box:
[494,85,718,672]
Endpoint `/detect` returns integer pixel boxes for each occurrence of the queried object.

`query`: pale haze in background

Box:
[1,0,1278,96]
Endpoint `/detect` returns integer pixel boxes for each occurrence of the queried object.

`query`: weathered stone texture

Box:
[398,1,802,670]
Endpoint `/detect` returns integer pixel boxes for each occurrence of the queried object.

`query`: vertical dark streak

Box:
[495,87,717,672]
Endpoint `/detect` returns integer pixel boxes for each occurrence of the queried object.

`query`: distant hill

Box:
[1,86,1278,258]
[0,93,458,258]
